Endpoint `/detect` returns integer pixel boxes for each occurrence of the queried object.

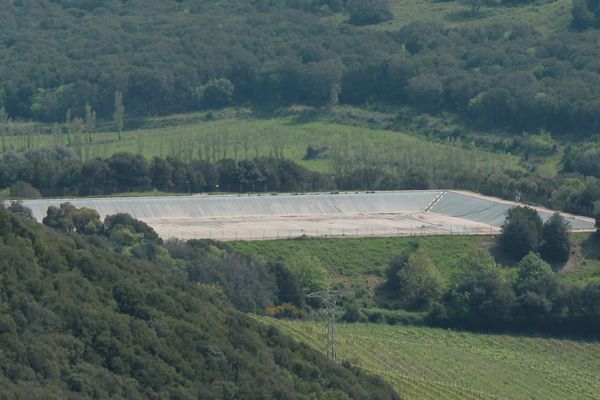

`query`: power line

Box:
[307,290,341,361]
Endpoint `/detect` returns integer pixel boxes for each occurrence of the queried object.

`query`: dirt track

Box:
[148,211,500,241]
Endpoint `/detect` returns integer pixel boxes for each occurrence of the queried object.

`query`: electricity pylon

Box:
[307,290,341,361]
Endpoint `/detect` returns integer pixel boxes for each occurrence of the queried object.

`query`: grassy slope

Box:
[4,112,520,176]
[232,235,492,282]
[324,0,572,35]
[232,233,600,296]
[255,317,600,400]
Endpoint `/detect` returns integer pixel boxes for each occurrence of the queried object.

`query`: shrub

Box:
[9,181,41,199]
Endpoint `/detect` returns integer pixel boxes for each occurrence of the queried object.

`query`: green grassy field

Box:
[8,105,586,192]
[255,317,600,400]
[232,235,492,283]
[3,111,521,178]
[232,233,600,303]
[324,0,573,35]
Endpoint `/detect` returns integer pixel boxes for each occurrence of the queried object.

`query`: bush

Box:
[346,0,393,25]
[393,248,444,310]
[196,79,235,109]
[444,271,516,330]
[9,181,41,199]
[341,302,366,323]
[285,251,330,293]
[516,252,552,285]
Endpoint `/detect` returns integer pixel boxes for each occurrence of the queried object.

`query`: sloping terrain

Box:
[0,206,398,399]
[258,317,600,400]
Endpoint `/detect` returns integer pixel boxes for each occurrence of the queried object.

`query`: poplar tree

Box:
[85,102,96,143]
[0,107,7,152]
[114,91,124,141]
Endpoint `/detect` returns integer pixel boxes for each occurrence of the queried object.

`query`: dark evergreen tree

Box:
[499,206,543,260]
[540,213,571,263]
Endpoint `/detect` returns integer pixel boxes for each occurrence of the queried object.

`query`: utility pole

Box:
[307,290,341,361]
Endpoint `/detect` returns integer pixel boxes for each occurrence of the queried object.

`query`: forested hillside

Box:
[2,0,600,135]
[0,205,398,399]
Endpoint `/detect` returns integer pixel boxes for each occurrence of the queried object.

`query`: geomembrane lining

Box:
[15,190,595,240]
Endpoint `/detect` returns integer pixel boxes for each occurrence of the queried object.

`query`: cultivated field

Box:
[256,317,600,400]
[2,112,520,177]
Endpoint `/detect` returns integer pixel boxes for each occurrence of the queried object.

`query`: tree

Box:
[346,0,393,25]
[84,102,96,143]
[384,251,411,293]
[444,271,516,330]
[395,248,444,310]
[594,202,600,234]
[285,251,330,293]
[540,213,571,263]
[43,203,77,232]
[515,271,566,329]
[270,262,305,308]
[572,0,600,29]
[499,206,543,261]
[454,248,497,281]
[114,91,124,141]
[467,0,483,17]
[43,202,102,234]
[9,181,41,199]
[0,106,7,152]
[195,79,235,109]
[407,73,444,113]
[516,252,552,285]
[7,201,34,219]
[72,207,103,235]
[104,213,161,244]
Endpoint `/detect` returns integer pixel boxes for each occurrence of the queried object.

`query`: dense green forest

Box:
[0,204,399,399]
[2,0,600,136]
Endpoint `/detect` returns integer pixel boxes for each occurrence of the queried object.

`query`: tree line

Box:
[373,207,600,337]
[1,147,599,220]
